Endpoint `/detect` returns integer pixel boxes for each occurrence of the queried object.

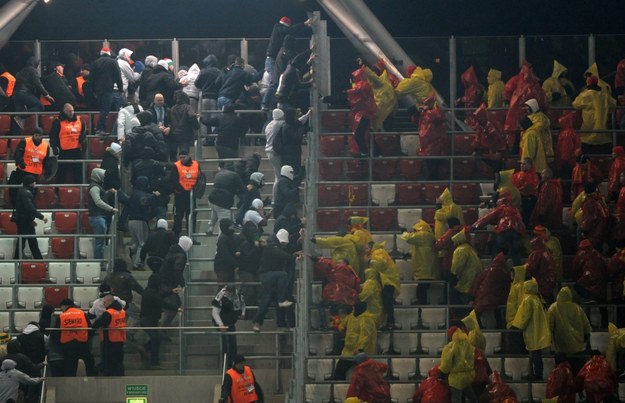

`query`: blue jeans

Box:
[97,92,124,131]
[217,96,233,111]
[253,271,288,326]
[88,215,108,259]
[261,56,276,109]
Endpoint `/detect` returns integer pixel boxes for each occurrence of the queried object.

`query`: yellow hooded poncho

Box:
[585,63,611,94]
[511,278,552,351]
[462,310,487,352]
[364,67,398,131]
[570,191,586,225]
[497,169,522,210]
[370,247,401,296]
[506,265,526,328]
[341,311,377,356]
[450,230,482,294]
[400,219,439,280]
[520,122,548,172]
[547,287,591,355]
[607,322,625,369]
[439,327,476,390]
[528,109,554,159]
[486,68,504,109]
[315,234,362,278]
[395,66,435,105]
[543,229,563,282]
[359,268,384,326]
[434,188,465,239]
[542,60,572,107]
[348,217,373,278]
[572,83,616,145]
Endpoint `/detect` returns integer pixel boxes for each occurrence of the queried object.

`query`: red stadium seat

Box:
[0,115,10,135]
[316,209,341,232]
[21,116,36,135]
[453,159,477,180]
[89,137,112,159]
[51,237,75,259]
[487,110,506,127]
[57,187,81,209]
[400,159,425,181]
[421,208,436,224]
[454,134,475,155]
[463,208,478,226]
[9,138,19,158]
[85,162,98,178]
[44,286,69,308]
[451,183,480,205]
[319,160,344,181]
[0,212,17,234]
[346,159,368,181]
[39,115,56,134]
[2,188,11,209]
[320,136,346,157]
[80,212,93,233]
[54,212,78,234]
[342,209,366,224]
[345,184,369,207]
[317,184,345,207]
[476,160,494,179]
[0,163,5,184]
[396,184,422,205]
[423,183,446,205]
[372,159,397,181]
[20,262,47,284]
[35,187,57,209]
[321,111,348,132]
[0,138,8,159]
[92,113,117,133]
[370,208,397,231]
[374,134,401,156]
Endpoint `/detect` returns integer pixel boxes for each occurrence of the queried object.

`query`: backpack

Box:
[272,125,285,154]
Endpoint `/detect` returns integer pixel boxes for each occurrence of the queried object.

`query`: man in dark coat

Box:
[123,111,167,166]
[103,259,144,306]
[273,165,300,218]
[141,60,180,108]
[42,61,76,110]
[90,48,124,135]
[214,218,240,284]
[159,236,193,329]
[195,54,222,134]
[207,163,246,235]
[140,218,177,272]
[205,103,247,164]
[216,57,261,110]
[13,175,47,259]
[13,57,54,129]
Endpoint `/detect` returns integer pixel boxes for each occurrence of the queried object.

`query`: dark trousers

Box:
[221,325,238,368]
[14,223,42,259]
[529,349,543,378]
[13,90,43,118]
[100,341,125,376]
[141,319,161,365]
[492,229,523,265]
[333,359,355,380]
[382,285,395,326]
[521,195,537,228]
[253,271,288,326]
[216,145,239,168]
[354,117,370,155]
[238,270,257,306]
[173,192,196,236]
[57,149,84,185]
[61,340,97,377]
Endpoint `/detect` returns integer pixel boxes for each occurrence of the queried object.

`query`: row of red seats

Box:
[318,183,483,207]
[0,211,92,234]
[0,113,117,136]
[2,186,88,209]
[0,136,113,160]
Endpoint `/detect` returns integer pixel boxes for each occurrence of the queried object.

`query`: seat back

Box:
[57,187,81,209]
[16,286,43,309]
[20,262,47,284]
[71,286,98,308]
[0,262,15,284]
[0,237,16,259]
[75,262,101,284]
[44,286,69,308]
[48,262,72,284]
[371,184,396,207]
[397,208,422,229]
[0,287,13,309]
[51,237,75,259]
[35,187,57,209]
[54,212,78,234]
[13,311,40,332]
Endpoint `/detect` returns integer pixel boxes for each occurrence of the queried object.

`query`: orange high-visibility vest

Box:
[20,137,48,175]
[99,308,126,342]
[59,118,82,150]
[226,366,259,403]
[0,72,15,97]
[59,307,89,343]
[175,160,199,191]
[76,76,85,97]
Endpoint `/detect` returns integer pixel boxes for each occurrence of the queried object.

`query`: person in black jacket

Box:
[207,163,246,235]
[100,142,122,191]
[169,151,202,239]
[15,322,46,366]
[103,259,144,306]
[10,127,52,207]
[273,203,303,250]
[138,55,157,108]
[212,285,246,368]
[90,48,124,135]
[140,218,177,272]
[235,171,264,225]
[125,176,159,269]
[276,48,313,111]
[252,231,295,332]
[159,236,193,329]
[42,61,76,111]
[206,103,247,164]
[216,57,261,110]
[214,218,240,284]
[141,60,180,108]
[168,91,198,159]
[13,57,54,130]
[273,165,300,219]
[140,274,180,368]
[195,54,222,138]
[49,103,86,184]
[130,147,171,219]
[279,107,310,184]
[13,175,47,259]
[91,295,126,376]
[2,339,44,378]
[123,111,167,166]
[238,221,263,305]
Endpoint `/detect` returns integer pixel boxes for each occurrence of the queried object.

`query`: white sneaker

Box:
[278,300,293,308]
[252,323,260,332]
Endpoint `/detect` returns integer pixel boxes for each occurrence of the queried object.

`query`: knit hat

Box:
[252,199,264,209]
[178,236,193,252]
[614,146,625,155]
[144,55,158,68]
[157,59,170,70]
[136,111,153,126]
[280,165,294,180]
[22,175,36,187]
[98,283,113,298]
[272,108,284,120]
[233,355,246,365]
[250,172,265,187]
[109,142,122,155]
[279,16,292,27]
[354,352,368,365]
[524,98,539,114]
[579,239,592,248]
[100,47,111,55]
[157,219,168,230]
[586,75,599,87]
[60,298,75,307]
[32,127,43,135]
[276,229,290,243]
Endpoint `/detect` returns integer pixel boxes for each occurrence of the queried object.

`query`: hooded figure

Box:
[450,229,482,295]
[542,60,573,107]
[462,310,486,352]
[340,302,377,357]
[524,98,553,159]
[545,353,576,403]
[400,219,439,281]
[358,267,384,326]
[576,354,618,403]
[506,265,526,328]
[347,65,377,156]
[273,165,299,218]
[439,327,476,393]
[547,287,591,355]
[465,102,508,160]
[607,322,625,370]
[486,68,504,109]
[573,70,617,145]
[530,170,563,230]
[363,63,398,131]
[469,252,511,318]
[369,247,401,329]
[457,66,485,109]
[555,112,582,169]
[214,218,239,283]
[519,114,548,173]
[482,371,518,403]
[418,92,449,159]
[346,352,391,403]
[572,239,608,302]
[313,257,360,308]
[533,226,563,281]
[395,65,435,105]
[103,258,144,304]
[525,236,556,301]
[88,168,116,262]
[412,364,451,403]
[0,359,42,403]
[580,182,610,249]
[434,188,465,239]
[496,169,522,210]
[502,61,548,133]
[347,216,373,274]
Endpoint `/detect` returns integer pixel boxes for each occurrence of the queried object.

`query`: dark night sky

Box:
[6,0,625,41]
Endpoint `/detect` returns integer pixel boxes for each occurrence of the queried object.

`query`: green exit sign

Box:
[127,398,147,403]
[126,384,148,396]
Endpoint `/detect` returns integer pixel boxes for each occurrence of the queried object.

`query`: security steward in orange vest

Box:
[0,63,15,110]
[74,64,94,110]
[49,103,85,184]
[57,298,97,377]
[219,355,264,403]
[92,293,127,376]
[169,150,202,240]
[9,127,50,206]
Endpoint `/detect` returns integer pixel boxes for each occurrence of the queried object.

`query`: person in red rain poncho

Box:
[457,66,485,110]
[432,217,464,281]
[530,168,563,229]
[512,157,540,227]
[608,242,625,324]
[609,146,625,200]
[571,155,603,201]
[347,64,377,157]
[313,257,361,307]
[480,371,518,403]
[465,103,507,170]
[572,239,608,303]
[468,252,511,329]
[610,172,625,245]
[418,92,449,180]
[371,58,400,88]
[555,112,582,184]
[525,236,556,303]
[471,191,525,265]
[546,352,576,403]
[580,181,610,250]
[503,61,548,134]
[346,352,391,403]
[412,364,451,403]
[576,352,618,403]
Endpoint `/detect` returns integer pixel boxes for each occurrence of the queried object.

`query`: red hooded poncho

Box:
[571,161,603,200]
[525,237,556,299]
[469,252,511,313]
[314,257,361,306]
[412,364,451,403]
[459,66,485,109]
[347,65,377,155]
[503,61,548,133]
[512,167,540,197]
[546,362,576,403]
[530,178,563,229]
[472,196,525,235]
[576,355,617,403]
[466,103,508,160]
[481,371,518,403]
[555,112,582,168]
[573,241,608,302]
[418,93,449,156]
[346,359,391,403]
[580,192,609,248]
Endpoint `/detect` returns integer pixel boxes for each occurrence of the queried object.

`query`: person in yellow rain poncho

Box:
[519,114,548,173]
[364,64,398,131]
[370,245,401,330]
[395,65,435,106]
[332,301,378,380]
[533,225,563,282]
[523,98,553,161]
[439,326,477,403]
[434,188,465,239]
[511,278,552,380]
[569,190,586,226]
[505,264,527,354]
[348,216,373,278]
[607,322,625,372]
[400,219,439,305]
[313,233,362,279]
[462,309,486,352]
[497,169,522,211]
[486,68,504,109]
[584,62,611,94]
[573,74,616,146]
[450,229,482,305]
[358,267,384,326]
[542,60,573,107]
[547,287,591,356]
